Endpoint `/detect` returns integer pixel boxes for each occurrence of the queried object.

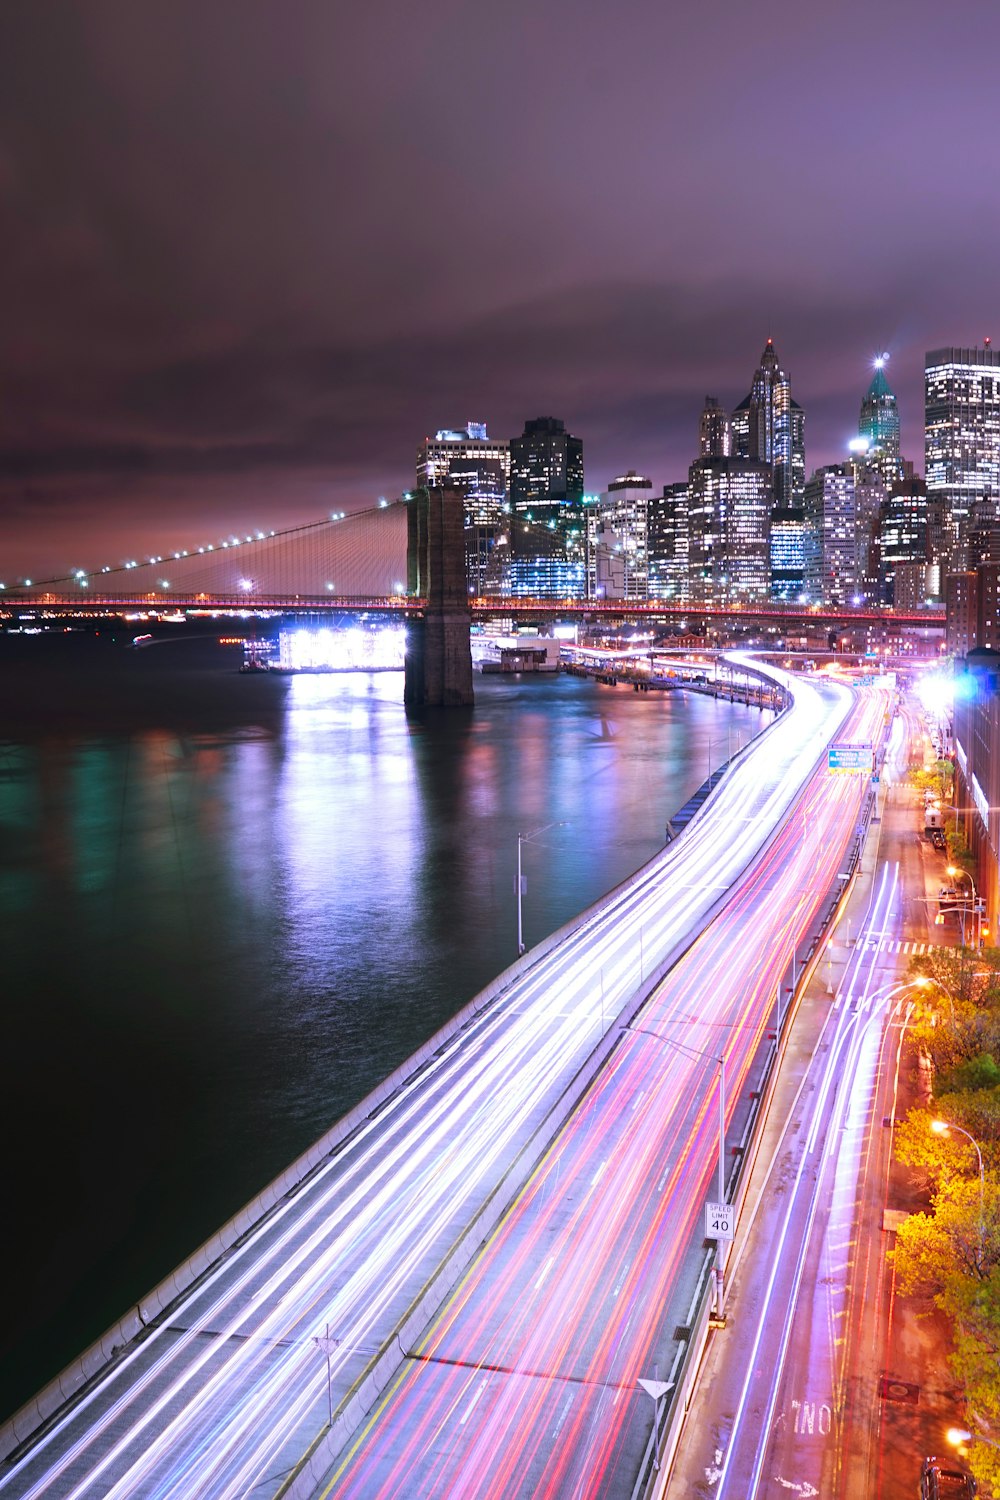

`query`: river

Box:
[0,628,764,1422]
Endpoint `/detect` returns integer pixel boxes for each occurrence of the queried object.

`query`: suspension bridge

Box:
[4,488,945,703]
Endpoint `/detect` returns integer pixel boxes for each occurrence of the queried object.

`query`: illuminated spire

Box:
[859,352,900,482]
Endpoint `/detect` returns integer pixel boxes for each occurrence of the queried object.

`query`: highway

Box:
[662,712,931,1499]
[662,862,908,1499]
[317,683,889,1497]
[1,660,868,1500]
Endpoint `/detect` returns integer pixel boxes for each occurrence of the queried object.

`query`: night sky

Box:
[1,0,998,582]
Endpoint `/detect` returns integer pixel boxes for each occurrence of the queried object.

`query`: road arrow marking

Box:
[705,1447,724,1485]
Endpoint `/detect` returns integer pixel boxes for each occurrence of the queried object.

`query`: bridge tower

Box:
[404,485,474,707]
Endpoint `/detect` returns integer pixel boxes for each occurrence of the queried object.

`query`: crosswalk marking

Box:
[855,938,940,956]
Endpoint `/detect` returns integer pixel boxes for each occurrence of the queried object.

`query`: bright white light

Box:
[848,436,870,454]
[279,624,406,671]
[915,670,953,718]
[238,578,254,592]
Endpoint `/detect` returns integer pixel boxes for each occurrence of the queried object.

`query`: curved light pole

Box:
[947,865,981,948]
[930,1117,986,1249]
[631,1025,727,1318]
[914,974,957,1026]
[947,1425,1000,1451]
[516,821,567,957]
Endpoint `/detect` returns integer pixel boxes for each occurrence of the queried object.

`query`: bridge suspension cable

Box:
[7,504,410,601]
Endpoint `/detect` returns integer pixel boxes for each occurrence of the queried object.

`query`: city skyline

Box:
[1,0,999,580]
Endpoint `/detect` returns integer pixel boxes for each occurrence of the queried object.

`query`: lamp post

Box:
[914,975,957,1026]
[947,865,981,948]
[947,1426,1000,1451]
[516,821,566,957]
[312,1324,339,1428]
[633,1026,727,1316]
[930,1118,986,1248]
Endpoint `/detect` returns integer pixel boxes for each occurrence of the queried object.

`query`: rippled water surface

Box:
[0,631,762,1419]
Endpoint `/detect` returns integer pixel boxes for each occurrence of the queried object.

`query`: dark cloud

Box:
[2,0,999,579]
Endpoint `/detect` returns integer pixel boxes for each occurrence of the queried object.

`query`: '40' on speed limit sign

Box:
[706,1202,734,1241]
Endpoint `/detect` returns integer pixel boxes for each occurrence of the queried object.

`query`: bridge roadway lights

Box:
[403,485,474,708]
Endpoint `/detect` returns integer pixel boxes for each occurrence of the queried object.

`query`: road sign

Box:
[828,743,873,773]
[706,1201,734,1241]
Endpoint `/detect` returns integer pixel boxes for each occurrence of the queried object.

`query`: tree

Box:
[939,1056,1000,1097]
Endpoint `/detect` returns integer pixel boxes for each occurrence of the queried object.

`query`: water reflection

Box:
[0,660,763,1421]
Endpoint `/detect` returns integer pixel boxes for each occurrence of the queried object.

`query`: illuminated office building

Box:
[699,396,731,459]
[858,356,902,489]
[647,483,689,601]
[732,339,805,598]
[596,470,652,599]
[508,416,585,561]
[731,338,805,508]
[769,507,806,602]
[879,475,929,605]
[804,465,856,606]
[416,422,509,592]
[416,422,509,526]
[687,457,771,604]
[925,344,1000,572]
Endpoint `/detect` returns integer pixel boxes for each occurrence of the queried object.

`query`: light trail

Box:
[318,690,889,1498]
[1,661,868,1500]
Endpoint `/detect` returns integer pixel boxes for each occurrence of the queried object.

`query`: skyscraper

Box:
[416,422,510,594]
[687,457,771,604]
[508,416,585,559]
[879,475,928,605]
[731,339,805,507]
[804,465,856,607]
[596,470,652,599]
[858,355,902,489]
[732,338,805,599]
[699,396,731,459]
[647,483,689,601]
[925,343,1000,573]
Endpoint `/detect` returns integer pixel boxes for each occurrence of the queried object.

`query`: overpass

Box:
[0,658,895,1498]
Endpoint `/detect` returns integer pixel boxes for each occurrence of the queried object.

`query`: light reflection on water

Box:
[0,658,764,1421]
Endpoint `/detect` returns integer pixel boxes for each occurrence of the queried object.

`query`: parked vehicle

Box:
[920,1454,978,1496]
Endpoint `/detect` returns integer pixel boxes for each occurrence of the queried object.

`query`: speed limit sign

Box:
[706,1202,734,1241]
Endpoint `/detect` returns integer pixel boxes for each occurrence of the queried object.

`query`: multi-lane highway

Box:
[1,660,878,1499]
[318,683,889,1498]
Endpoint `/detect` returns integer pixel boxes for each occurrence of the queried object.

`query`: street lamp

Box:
[632,1026,727,1317]
[914,975,956,1026]
[516,822,566,957]
[947,866,982,948]
[948,1426,1000,1451]
[930,1118,986,1247]
[312,1324,339,1428]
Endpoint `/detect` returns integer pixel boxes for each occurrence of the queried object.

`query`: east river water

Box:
[0,630,764,1422]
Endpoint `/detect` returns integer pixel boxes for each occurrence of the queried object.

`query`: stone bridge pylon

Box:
[404,485,474,708]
